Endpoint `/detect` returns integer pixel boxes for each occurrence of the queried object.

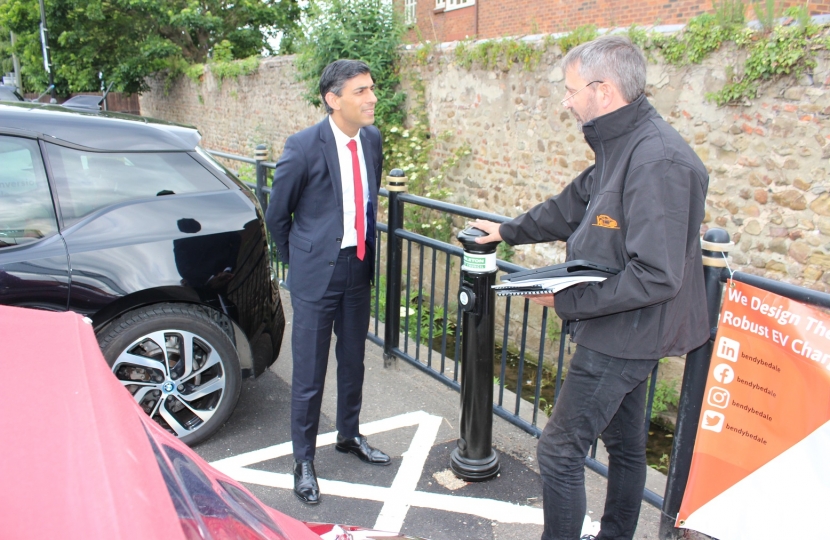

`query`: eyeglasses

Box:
[561,80,604,105]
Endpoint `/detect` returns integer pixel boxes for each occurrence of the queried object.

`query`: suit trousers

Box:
[537,345,657,540]
[290,246,372,461]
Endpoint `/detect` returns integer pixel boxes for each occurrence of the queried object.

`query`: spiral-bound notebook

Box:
[494,260,620,297]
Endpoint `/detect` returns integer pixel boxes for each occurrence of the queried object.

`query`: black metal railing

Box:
[209,147,667,507]
[211,146,830,537]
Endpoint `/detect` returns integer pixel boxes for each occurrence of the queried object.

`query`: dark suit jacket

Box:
[265,118,383,303]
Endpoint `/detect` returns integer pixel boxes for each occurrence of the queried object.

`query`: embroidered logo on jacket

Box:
[592,214,619,229]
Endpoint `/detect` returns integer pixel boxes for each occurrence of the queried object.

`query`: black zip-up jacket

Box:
[500,94,709,359]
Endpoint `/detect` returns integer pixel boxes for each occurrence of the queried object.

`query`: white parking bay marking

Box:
[210,411,544,531]
[373,412,442,532]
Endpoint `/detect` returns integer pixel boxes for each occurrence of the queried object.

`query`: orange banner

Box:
[677,280,830,539]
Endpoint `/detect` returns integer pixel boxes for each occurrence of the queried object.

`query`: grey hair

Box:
[561,35,646,103]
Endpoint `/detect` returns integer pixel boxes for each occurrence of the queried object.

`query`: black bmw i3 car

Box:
[0,102,285,445]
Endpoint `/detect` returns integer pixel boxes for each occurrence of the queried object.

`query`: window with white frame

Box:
[405,0,417,24]
[445,0,473,10]
[435,0,445,9]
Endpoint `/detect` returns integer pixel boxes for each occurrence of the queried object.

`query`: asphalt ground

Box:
[193,289,665,540]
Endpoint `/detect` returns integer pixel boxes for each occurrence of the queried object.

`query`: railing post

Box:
[659,228,733,538]
[451,226,501,481]
[255,144,268,214]
[384,169,407,368]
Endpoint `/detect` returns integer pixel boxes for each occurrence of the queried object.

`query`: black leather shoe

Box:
[293,460,320,505]
[335,434,391,466]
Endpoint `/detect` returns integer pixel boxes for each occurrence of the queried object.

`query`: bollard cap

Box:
[703,227,731,245]
[386,168,407,192]
[701,227,734,268]
[457,226,500,255]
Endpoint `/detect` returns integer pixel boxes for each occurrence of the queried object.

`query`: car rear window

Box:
[0,136,59,248]
[45,144,228,228]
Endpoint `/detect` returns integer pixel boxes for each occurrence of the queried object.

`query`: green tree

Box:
[295,0,406,131]
[295,0,471,242]
[0,22,13,77]
[0,0,301,94]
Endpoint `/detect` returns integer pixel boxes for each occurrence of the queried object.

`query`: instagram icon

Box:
[707,386,731,409]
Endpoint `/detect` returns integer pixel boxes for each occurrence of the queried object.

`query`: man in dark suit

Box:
[265,59,389,506]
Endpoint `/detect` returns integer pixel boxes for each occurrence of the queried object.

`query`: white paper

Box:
[492,275,607,295]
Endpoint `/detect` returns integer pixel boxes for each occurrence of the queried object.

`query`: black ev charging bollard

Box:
[384,169,407,369]
[451,227,501,481]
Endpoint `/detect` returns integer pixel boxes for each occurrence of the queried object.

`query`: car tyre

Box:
[97,303,241,446]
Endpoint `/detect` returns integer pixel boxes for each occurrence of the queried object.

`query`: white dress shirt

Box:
[328,116,369,249]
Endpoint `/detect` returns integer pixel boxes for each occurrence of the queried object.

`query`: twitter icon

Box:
[701,410,725,433]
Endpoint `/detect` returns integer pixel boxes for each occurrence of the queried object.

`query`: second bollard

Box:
[451,227,501,481]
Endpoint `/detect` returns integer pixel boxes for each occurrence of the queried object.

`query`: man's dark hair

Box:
[319,60,372,114]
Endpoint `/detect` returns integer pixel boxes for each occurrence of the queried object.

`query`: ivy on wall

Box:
[184,40,260,90]
[708,23,824,105]
[455,36,552,71]
[629,4,826,106]
[452,24,598,71]
[448,6,828,108]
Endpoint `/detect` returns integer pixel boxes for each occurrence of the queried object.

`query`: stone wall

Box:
[139,56,321,159]
[412,45,830,293]
[139,45,830,292]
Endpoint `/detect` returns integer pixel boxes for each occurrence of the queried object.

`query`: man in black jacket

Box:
[473,36,709,540]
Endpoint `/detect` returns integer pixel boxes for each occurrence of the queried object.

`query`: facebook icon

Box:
[712,363,735,384]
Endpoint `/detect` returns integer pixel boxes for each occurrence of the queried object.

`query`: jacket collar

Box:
[319,117,344,213]
[359,129,378,204]
[581,93,654,148]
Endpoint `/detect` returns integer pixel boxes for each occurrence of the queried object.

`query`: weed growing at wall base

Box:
[650,378,680,420]
[713,0,747,28]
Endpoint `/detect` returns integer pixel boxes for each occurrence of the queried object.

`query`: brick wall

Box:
[406,0,823,43]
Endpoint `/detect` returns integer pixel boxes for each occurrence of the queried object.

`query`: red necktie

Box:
[347,139,365,260]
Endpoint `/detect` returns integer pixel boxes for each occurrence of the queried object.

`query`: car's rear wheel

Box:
[97,304,241,446]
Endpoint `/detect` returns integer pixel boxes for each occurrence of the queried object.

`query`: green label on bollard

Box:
[462,252,497,273]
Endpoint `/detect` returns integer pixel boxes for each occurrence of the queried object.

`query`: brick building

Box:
[402,0,830,43]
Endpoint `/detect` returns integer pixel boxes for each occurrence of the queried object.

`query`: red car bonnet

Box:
[0,305,426,540]
[0,306,186,540]
[0,305,320,540]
